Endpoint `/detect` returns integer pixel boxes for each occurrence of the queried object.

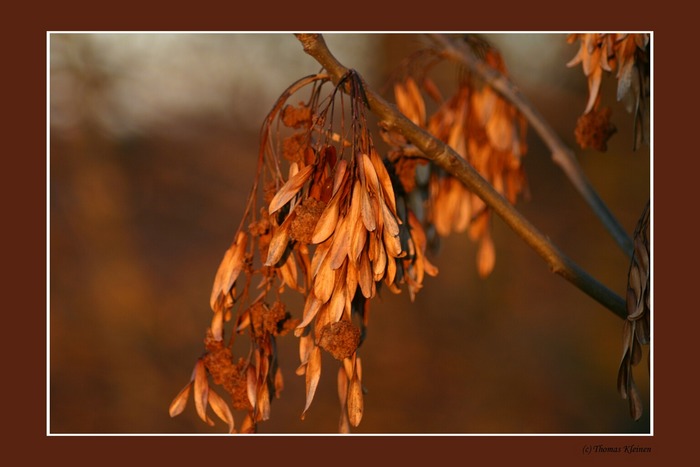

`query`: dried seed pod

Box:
[337,367,351,434]
[360,188,377,232]
[297,294,323,332]
[369,149,397,216]
[347,366,364,427]
[169,381,193,418]
[301,346,322,419]
[277,252,301,292]
[328,215,351,270]
[327,272,348,323]
[312,193,341,244]
[194,359,213,426]
[208,389,236,434]
[246,364,257,410]
[264,215,293,267]
[268,164,315,214]
[314,252,337,303]
[210,231,248,311]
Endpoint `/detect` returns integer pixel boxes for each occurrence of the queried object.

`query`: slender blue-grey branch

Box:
[295,33,627,320]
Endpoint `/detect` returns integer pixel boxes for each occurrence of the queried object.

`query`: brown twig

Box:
[295,33,627,320]
[427,33,634,258]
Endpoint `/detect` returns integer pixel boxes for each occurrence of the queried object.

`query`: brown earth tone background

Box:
[49,33,651,434]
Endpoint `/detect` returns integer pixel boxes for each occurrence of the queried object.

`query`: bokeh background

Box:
[49,32,651,434]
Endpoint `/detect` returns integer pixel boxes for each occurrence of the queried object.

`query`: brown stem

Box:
[295,33,627,320]
[427,33,634,258]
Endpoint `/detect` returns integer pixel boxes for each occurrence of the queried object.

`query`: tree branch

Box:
[295,33,626,320]
[426,33,634,257]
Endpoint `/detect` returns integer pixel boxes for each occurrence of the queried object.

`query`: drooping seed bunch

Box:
[384,40,528,278]
[618,201,650,421]
[170,34,648,433]
[567,33,651,150]
[170,70,437,433]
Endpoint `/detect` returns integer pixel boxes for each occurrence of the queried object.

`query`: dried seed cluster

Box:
[618,202,650,420]
[171,70,437,433]
[567,33,650,150]
[385,42,528,277]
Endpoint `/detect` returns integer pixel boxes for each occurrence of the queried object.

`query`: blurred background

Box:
[49,33,651,434]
